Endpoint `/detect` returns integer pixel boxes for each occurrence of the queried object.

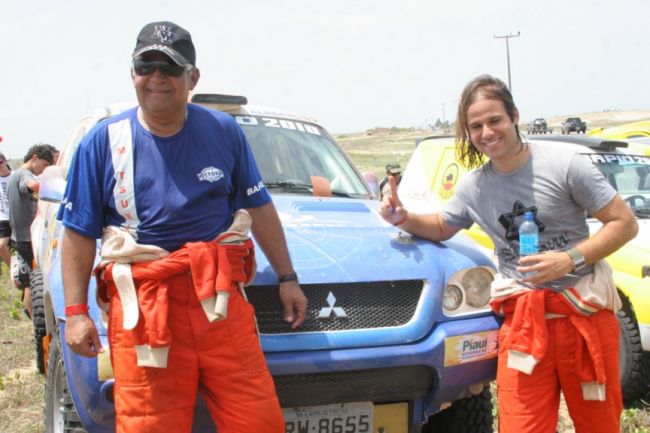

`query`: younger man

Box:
[8,144,55,317]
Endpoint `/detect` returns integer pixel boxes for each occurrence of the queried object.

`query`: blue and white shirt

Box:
[58,104,271,252]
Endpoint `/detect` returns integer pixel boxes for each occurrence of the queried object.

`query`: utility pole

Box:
[493,31,520,91]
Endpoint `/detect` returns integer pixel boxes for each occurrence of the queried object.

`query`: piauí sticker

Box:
[444,331,498,366]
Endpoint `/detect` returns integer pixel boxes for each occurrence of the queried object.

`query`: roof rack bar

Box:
[530,135,628,152]
[191,94,248,105]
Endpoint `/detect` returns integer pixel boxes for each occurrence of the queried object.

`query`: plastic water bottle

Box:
[519,211,539,256]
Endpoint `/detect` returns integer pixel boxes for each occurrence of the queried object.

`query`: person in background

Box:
[379,74,637,433]
[59,20,307,433]
[0,152,12,271]
[7,144,55,318]
[379,162,401,199]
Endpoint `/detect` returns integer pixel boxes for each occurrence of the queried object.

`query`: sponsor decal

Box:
[197,167,224,183]
[246,180,266,196]
[438,163,459,199]
[444,331,498,366]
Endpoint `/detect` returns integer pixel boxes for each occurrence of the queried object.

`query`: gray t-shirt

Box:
[8,167,38,242]
[441,141,617,289]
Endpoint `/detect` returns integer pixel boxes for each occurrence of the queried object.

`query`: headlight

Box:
[443,266,496,316]
[443,285,463,311]
[461,268,494,308]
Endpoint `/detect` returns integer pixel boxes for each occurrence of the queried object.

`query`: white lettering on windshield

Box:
[586,153,650,166]
[235,116,322,136]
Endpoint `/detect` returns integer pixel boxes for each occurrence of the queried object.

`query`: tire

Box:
[423,388,494,433]
[618,307,650,405]
[30,268,47,374]
[45,327,88,433]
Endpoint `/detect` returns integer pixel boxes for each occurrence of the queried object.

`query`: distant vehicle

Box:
[399,134,650,406]
[31,94,500,433]
[589,121,650,140]
[561,117,587,134]
[527,118,551,135]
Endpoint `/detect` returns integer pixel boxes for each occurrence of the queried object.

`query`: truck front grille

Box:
[275,365,434,408]
[245,280,424,333]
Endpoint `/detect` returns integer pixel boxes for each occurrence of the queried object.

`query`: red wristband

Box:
[65,304,89,317]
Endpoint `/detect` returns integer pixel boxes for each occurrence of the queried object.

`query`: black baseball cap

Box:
[132,21,196,67]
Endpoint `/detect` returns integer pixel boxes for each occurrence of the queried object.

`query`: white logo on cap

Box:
[152,25,177,45]
[197,167,223,183]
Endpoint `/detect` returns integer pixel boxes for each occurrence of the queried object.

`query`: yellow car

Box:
[589,121,650,140]
[399,134,650,404]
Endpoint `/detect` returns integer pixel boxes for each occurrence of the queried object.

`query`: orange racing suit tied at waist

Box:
[490,260,620,402]
[492,289,609,401]
[96,237,256,368]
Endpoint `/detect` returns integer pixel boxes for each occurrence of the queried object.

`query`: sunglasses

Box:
[133,59,192,77]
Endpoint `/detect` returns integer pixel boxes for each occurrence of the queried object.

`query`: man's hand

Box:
[517,251,575,286]
[65,314,103,357]
[379,176,407,225]
[279,281,307,329]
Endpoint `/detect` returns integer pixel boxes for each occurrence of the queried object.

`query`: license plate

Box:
[283,402,373,433]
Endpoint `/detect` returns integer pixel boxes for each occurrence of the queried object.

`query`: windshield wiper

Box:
[330,190,356,198]
[265,181,357,198]
[265,181,313,192]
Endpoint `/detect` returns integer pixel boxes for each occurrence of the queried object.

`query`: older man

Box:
[59,21,306,433]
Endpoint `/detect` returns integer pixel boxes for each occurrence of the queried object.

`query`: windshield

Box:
[584,152,650,217]
[236,115,370,198]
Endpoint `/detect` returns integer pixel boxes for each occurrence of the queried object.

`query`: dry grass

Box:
[0,271,45,433]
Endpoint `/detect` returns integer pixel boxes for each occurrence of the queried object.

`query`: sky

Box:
[1,0,649,158]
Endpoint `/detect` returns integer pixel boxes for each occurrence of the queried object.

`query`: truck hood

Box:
[252,195,493,285]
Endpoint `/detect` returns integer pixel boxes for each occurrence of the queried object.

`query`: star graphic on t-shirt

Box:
[498,201,544,241]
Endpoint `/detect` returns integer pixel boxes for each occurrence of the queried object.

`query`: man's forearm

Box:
[248,202,294,276]
[61,228,97,306]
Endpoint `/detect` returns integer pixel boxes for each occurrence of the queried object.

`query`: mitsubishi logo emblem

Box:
[318,292,348,319]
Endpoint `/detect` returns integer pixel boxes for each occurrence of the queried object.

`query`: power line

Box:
[493,31,520,91]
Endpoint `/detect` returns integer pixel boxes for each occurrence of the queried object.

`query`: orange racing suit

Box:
[98,237,284,433]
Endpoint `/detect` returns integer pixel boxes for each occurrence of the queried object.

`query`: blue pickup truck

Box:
[30,94,499,433]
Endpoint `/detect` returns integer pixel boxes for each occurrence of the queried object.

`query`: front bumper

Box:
[63,313,498,432]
